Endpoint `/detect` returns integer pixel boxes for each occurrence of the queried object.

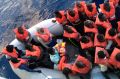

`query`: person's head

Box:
[108,28,117,36]
[117,33,120,39]
[104,2,111,12]
[37,28,44,34]
[47,48,55,55]
[63,25,74,33]
[86,3,93,12]
[6,45,14,53]
[18,27,24,34]
[115,53,120,62]
[98,51,106,59]
[25,44,33,51]
[84,20,94,28]
[55,11,62,18]
[81,36,89,43]
[10,58,20,63]
[75,61,85,68]
[62,67,72,75]
[68,9,75,17]
[76,1,82,8]
[97,34,105,42]
[98,13,107,22]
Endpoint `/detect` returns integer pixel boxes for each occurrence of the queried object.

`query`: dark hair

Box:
[115,53,120,62]
[76,2,82,8]
[104,2,110,12]
[97,25,106,35]
[84,20,94,28]
[98,51,106,59]
[97,34,105,42]
[63,25,74,33]
[47,48,55,55]
[81,36,90,43]
[108,28,117,36]
[55,11,62,18]
[10,58,20,63]
[18,27,24,34]
[117,33,120,39]
[98,13,107,22]
[25,44,33,51]
[62,67,72,75]
[75,61,85,68]
[6,45,14,52]
[68,9,75,17]
[87,3,93,12]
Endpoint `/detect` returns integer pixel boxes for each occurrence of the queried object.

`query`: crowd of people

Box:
[1,0,120,79]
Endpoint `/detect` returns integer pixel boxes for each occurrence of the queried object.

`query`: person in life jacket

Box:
[105,28,117,40]
[54,10,68,25]
[94,33,107,48]
[63,25,80,40]
[9,58,42,73]
[66,9,80,24]
[100,2,115,20]
[80,36,93,50]
[95,13,111,29]
[84,3,97,20]
[109,0,119,6]
[13,25,31,43]
[2,45,24,58]
[72,55,91,74]
[115,33,120,47]
[95,47,109,67]
[109,48,120,69]
[84,20,98,34]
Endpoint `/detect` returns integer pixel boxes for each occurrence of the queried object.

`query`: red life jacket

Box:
[36,28,51,42]
[10,58,27,69]
[55,11,67,24]
[26,45,41,59]
[117,21,120,32]
[13,27,29,41]
[80,37,93,49]
[95,16,111,29]
[115,34,120,46]
[109,0,119,6]
[2,48,18,58]
[109,48,120,69]
[72,55,91,74]
[84,3,97,18]
[105,28,116,40]
[95,47,109,65]
[74,1,86,12]
[63,26,79,39]
[67,8,79,23]
[94,34,107,47]
[100,2,115,19]
[84,25,98,34]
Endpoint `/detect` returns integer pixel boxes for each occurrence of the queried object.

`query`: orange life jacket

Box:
[74,1,86,12]
[84,25,98,34]
[2,48,18,58]
[10,58,27,69]
[115,34,120,46]
[26,45,41,59]
[13,27,29,41]
[105,28,116,40]
[63,26,79,39]
[100,2,115,19]
[36,28,51,42]
[109,0,119,6]
[55,11,67,24]
[72,55,91,74]
[95,47,109,65]
[117,21,120,32]
[67,8,79,23]
[109,48,120,69]
[84,3,97,18]
[80,37,93,49]
[94,34,107,47]
[95,16,111,29]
